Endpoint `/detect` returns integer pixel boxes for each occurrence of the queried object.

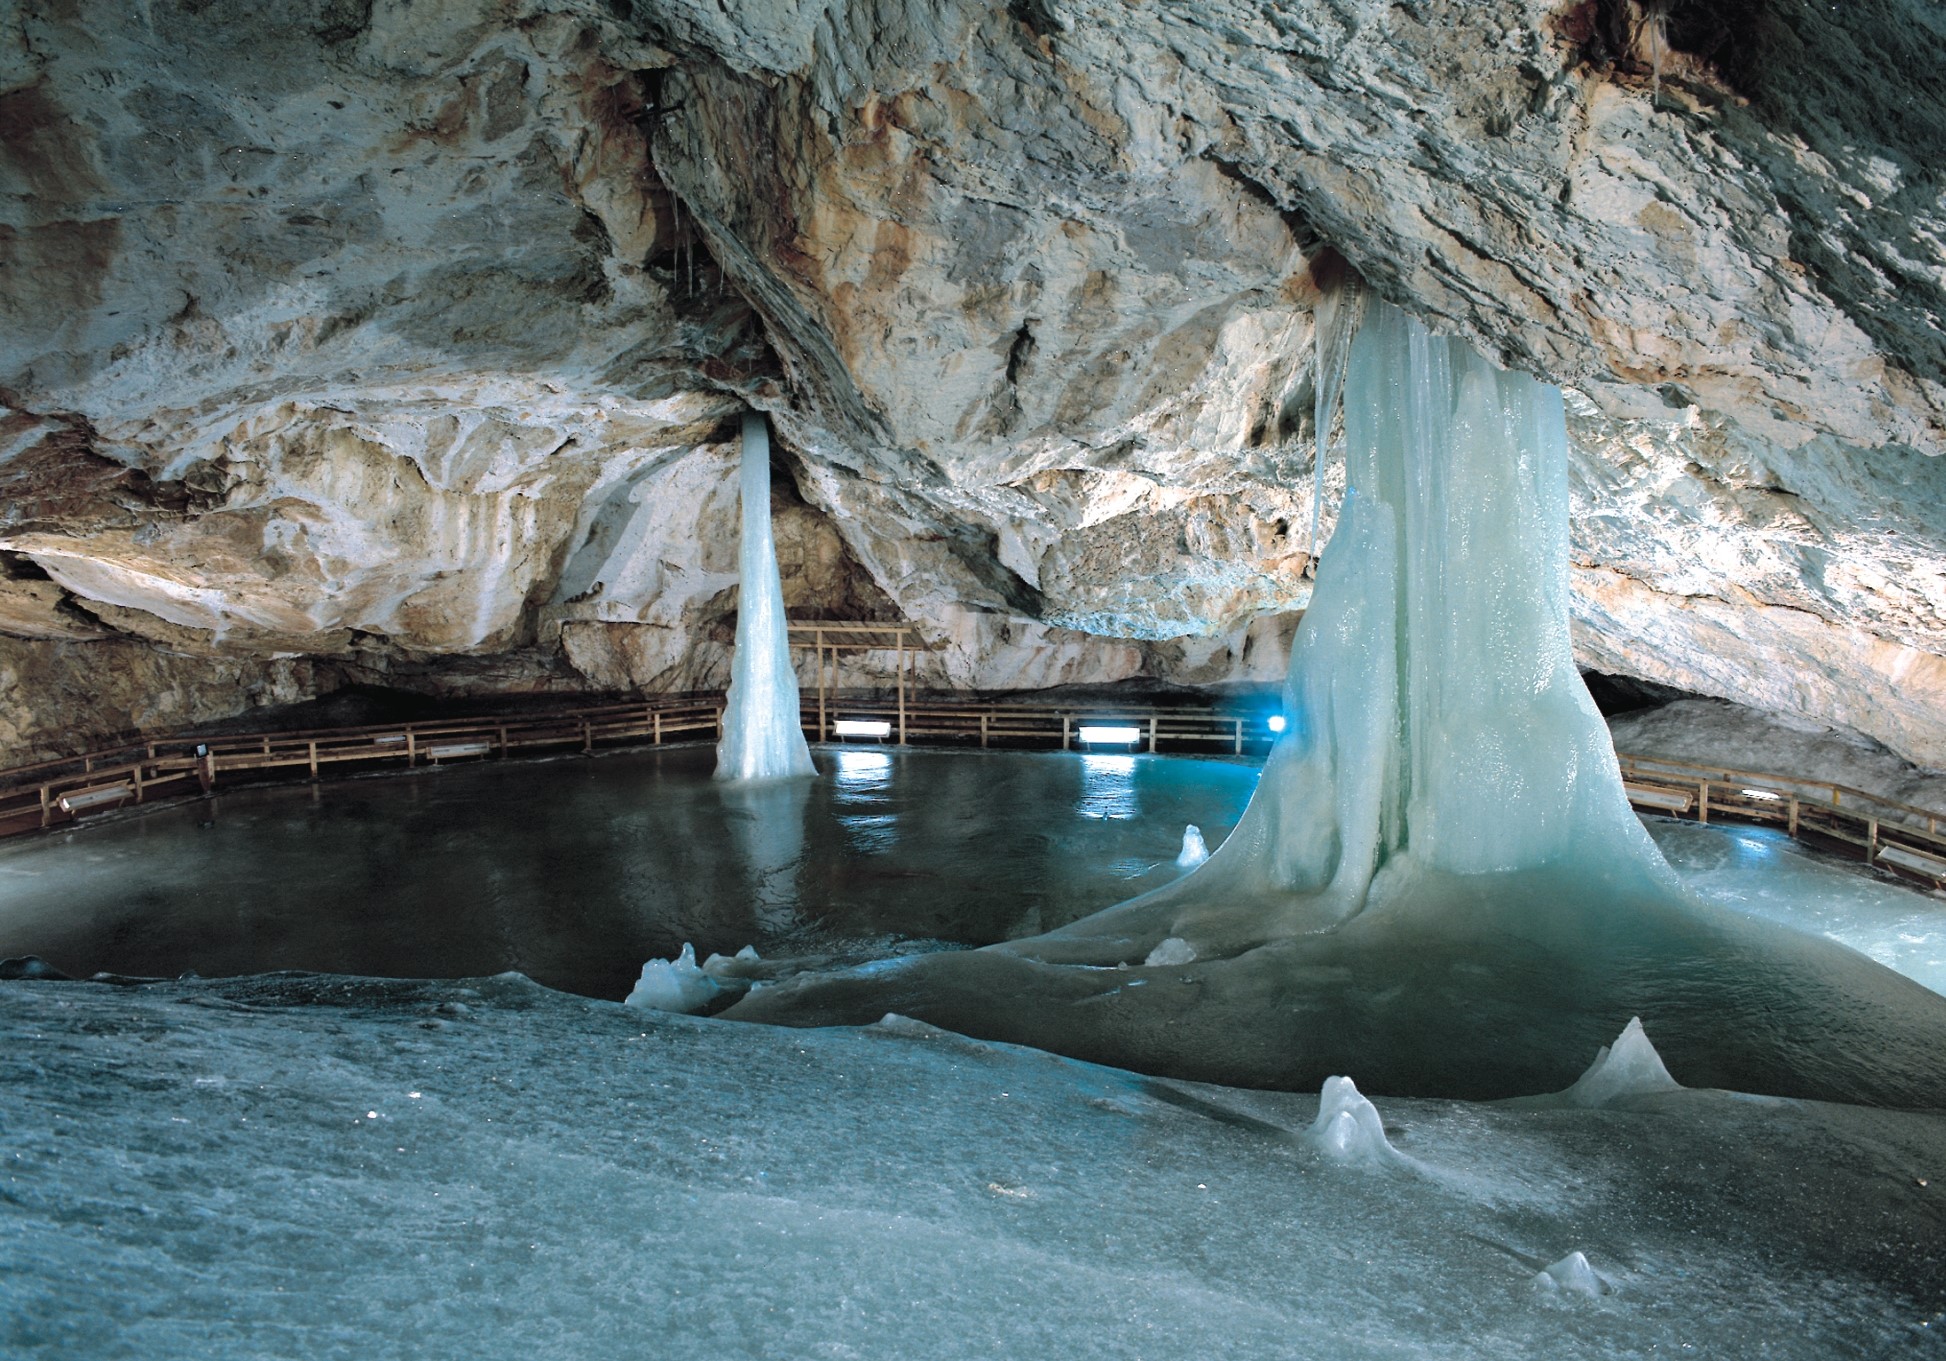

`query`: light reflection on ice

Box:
[832,748,893,795]
[1078,754,1138,821]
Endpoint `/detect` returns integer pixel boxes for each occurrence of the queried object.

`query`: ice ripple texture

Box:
[4,974,1940,1361]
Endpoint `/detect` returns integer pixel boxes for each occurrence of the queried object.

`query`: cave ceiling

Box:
[2,0,1944,764]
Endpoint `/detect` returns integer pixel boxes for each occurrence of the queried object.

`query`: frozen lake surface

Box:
[5,747,1946,1357]
[1,745,1939,1000]
[0,746,1257,998]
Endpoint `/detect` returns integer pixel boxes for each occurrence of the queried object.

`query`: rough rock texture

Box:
[2,0,1943,765]
[0,636,333,765]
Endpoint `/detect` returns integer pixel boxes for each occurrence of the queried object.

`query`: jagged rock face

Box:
[1,0,1942,766]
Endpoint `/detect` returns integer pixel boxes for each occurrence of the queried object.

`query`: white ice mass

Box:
[1303,1075,1403,1166]
[624,942,720,1014]
[1556,1017,1683,1109]
[1534,1252,1612,1298]
[1175,824,1210,868]
[1143,936,1197,966]
[715,411,817,784]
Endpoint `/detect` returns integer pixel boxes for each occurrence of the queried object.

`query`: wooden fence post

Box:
[1697,781,1708,824]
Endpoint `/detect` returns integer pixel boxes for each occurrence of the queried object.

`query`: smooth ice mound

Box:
[1535,1251,1611,1298]
[1303,1076,1402,1166]
[625,943,721,1014]
[1175,825,1209,869]
[725,296,1946,1109]
[716,411,817,784]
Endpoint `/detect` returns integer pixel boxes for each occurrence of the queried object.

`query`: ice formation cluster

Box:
[725,297,1946,1109]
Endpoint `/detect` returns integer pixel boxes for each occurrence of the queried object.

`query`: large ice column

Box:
[715,413,817,783]
[1109,296,1667,931]
[1340,302,1660,867]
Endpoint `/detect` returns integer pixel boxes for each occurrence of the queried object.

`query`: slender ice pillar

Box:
[715,412,817,783]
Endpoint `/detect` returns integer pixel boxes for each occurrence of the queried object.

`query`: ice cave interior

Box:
[5,2,1946,1358]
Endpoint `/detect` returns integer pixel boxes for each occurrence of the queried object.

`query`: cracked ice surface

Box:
[3,974,1943,1360]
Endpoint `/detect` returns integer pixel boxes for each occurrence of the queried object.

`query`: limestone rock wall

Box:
[2,0,1943,768]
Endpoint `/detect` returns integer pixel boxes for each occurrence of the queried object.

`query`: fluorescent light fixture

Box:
[427,741,492,759]
[58,786,132,813]
[1741,789,1782,801]
[833,719,892,738]
[1078,725,1142,745]
[1266,714,1288,733]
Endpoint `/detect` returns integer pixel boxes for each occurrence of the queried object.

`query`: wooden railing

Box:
[0,694,1270,843]
[1617,752,1946,890]
[0,697,724,841]
[2,695,1942,891]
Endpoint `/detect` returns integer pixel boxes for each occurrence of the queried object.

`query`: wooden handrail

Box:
[1,693,1941,887]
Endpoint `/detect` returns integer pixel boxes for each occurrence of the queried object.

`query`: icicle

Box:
[1307,276,1367,568]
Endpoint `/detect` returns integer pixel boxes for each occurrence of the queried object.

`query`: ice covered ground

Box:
[4,972,1944,1360]
[1649,820,1946,997]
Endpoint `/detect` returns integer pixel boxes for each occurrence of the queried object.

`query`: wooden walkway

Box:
[1,694,1942,890]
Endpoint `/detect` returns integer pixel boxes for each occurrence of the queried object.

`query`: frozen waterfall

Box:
[727,297,1946,1109]
[715,412,817,784]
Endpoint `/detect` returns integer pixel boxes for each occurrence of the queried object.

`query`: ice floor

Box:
[1648,820,1946,996]
[4,973,1942,1360]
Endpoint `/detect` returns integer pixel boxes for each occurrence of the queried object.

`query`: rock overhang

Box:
[0,0,1941,765]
